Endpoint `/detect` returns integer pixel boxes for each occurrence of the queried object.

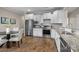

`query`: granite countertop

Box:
[60,34,79,52]
[52,28,79,52]
[33,25,43,28]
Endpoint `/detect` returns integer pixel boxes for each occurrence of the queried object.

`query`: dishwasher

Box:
[60,37,71,52]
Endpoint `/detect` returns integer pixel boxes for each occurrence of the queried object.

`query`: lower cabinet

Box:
[51,29,60,52]
[55,38,60,52]
[33,28,43,37]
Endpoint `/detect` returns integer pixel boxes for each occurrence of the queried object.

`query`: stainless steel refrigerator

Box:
[25,20,34,36]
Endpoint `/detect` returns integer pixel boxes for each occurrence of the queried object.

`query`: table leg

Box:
[18,41,20,48]
[7,41,10,48]
[21,39,22,44]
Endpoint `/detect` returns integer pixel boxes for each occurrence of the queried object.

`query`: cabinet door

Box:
[51,29,60,52]
[51,11,58,23]
[34,15,43,23]
[40,15,43,23]
[29,14,34,19]
[35,15,40,21]
[57,11,64,23]
[37,15,41,22]
[25,14,34,19]
[51,29,56,38]
[33,28,43,37]
[34,15,37,21]
[25,15,29,19]
[43,14,46,19]
[55,38,60,52]
[51,14,54,23]
[51,10,66,23]
[54,30,60,52]
[46,13,52,19]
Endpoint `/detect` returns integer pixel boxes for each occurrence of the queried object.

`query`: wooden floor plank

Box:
[0,36,57,52]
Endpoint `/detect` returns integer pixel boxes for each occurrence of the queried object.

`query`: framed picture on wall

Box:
[10,19,16,24]
[0,17,1,24]
[1,17,10,24]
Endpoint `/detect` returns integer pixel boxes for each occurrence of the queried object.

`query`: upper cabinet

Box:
[43,13,47,19]
[34,15,43,23]
[46,13,52,19]
[43,12,52,19]
[33,15,37,21]
[42,12,52,24]
[25,14,34,19]
[51,11,58,23]
[24,10,68,27]
[57,10,66,23]
[51,10,66,23]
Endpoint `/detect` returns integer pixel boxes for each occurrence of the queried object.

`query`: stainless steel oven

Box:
[43,29,50,35]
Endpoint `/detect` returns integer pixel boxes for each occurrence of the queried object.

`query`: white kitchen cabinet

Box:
[51,29,55,38]
[43,13,47,19]
[34,15,43,23]
[33,15,37,21]
[40,15,43,23]
[55,38,60,52]
[25,14,34,19]
[43,12,52,19]
[33,28,43,37]
[51,10,66,24]
[51,11,58,23]
[57,10,65,23]
[34,15,39,21]
[51,29,60,52]
[46,12,52,19]
[37,15,41,22]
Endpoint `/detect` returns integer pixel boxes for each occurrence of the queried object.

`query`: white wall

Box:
[68,8,79,31]
[0,8,23,31]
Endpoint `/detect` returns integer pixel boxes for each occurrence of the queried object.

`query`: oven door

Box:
[43,30,50,35]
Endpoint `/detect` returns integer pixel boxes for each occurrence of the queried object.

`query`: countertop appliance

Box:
[25,20,34,36]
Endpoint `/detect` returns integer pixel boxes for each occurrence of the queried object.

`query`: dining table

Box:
[0,31,18,48]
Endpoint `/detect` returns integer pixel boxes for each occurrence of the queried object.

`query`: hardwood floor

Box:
[0,36,57,52]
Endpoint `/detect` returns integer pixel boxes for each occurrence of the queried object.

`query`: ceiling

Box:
[1,7,78,16]
[65,7,78,16]
[2,7,63,16]
[66,7,78,13]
